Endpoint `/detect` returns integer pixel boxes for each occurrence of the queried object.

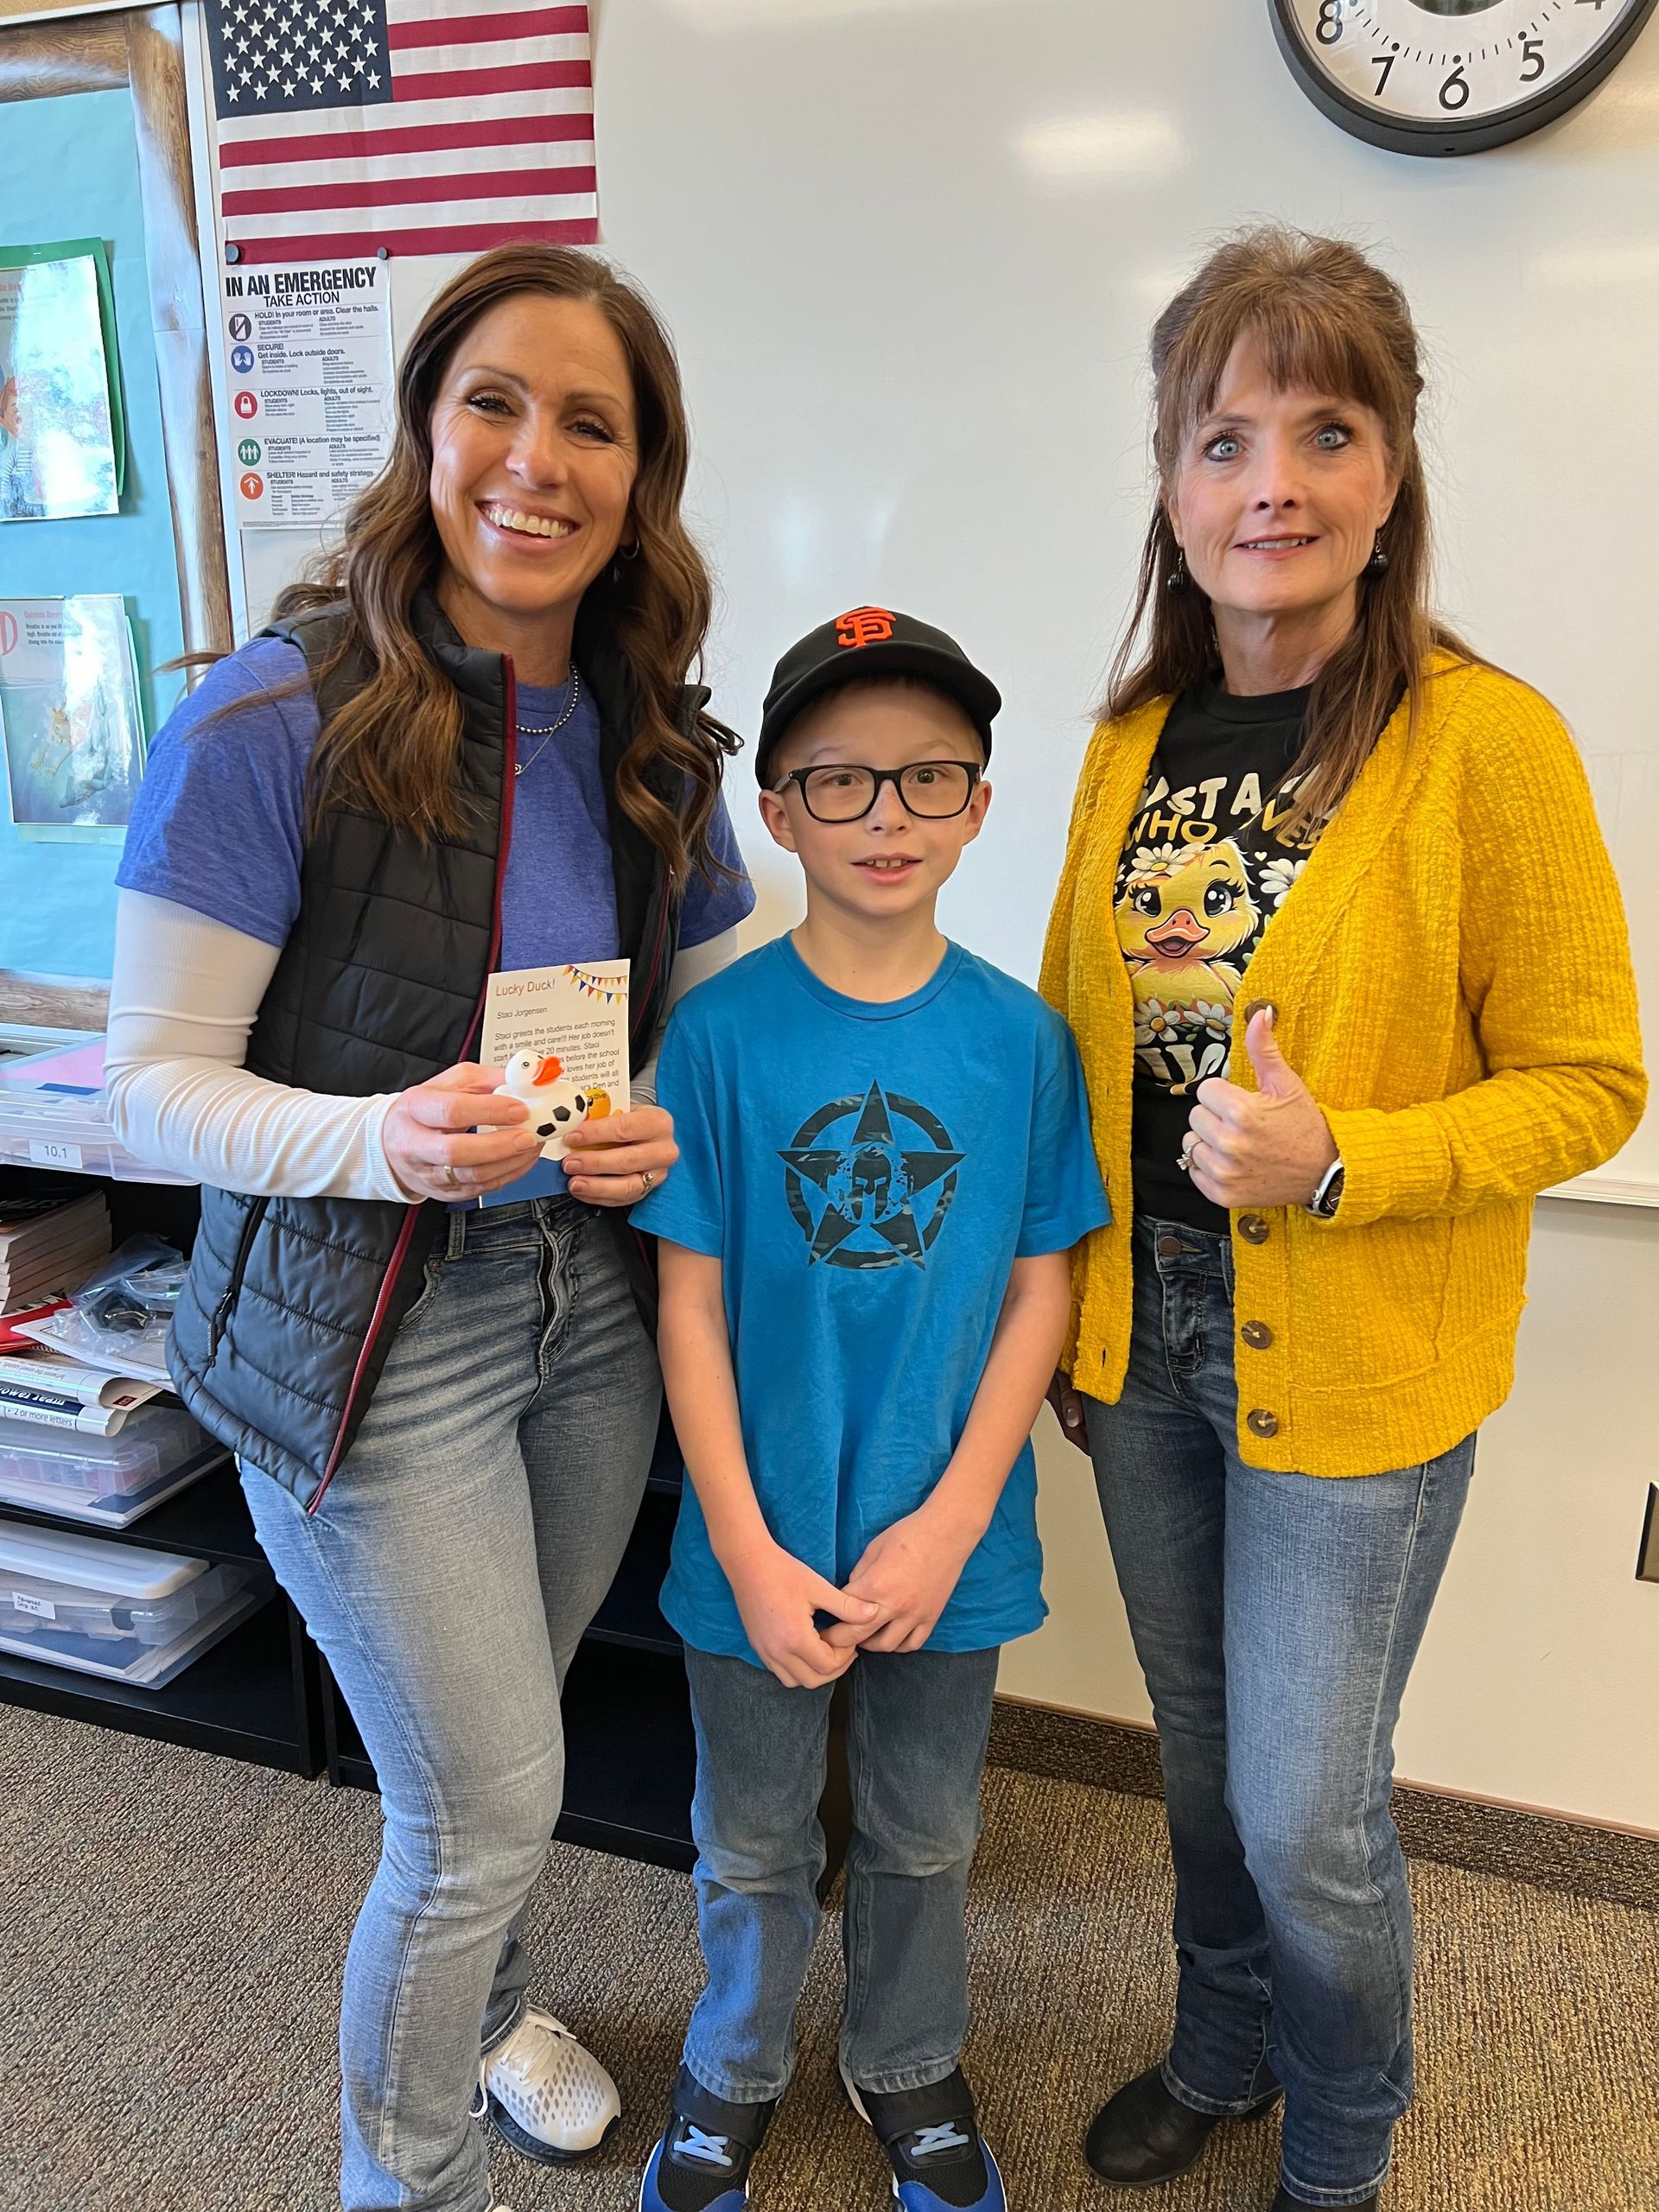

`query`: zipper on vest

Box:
[209,1196,270,1361]
[307,671,521,1516]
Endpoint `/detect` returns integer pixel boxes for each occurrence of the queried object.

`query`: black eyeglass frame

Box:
[770,759,985,823]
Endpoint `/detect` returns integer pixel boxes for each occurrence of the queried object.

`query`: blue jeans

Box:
[242,1197,660,2212]
[681,1642,1001,2102]
[1084,1217,1474,2209]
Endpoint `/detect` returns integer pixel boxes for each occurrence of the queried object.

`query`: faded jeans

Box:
[1084,1217,1473,2209]
[681,1642,1001,2103]
[243,1197,660,2212]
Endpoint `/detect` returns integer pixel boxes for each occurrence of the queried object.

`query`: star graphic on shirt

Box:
[779,1081,963,1269]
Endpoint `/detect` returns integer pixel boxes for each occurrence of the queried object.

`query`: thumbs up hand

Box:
[1184,1007,1338,1211]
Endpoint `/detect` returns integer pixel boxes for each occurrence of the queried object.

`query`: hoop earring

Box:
[1166,551,1189,594]
[610,541,640,587]
[1366,532,1389,576]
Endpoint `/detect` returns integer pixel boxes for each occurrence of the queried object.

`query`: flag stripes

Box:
[211,0,597,261]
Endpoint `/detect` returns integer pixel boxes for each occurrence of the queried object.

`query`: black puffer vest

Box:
[168,592,686,1508]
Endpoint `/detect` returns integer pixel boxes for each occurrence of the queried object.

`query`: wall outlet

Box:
[1638,1487,1659,1585]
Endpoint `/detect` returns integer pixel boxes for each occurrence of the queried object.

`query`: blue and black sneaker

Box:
[841,2062,1008,2211]
[638,2067,776,2212]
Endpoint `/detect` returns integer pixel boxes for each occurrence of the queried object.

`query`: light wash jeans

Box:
[681,1642,1001,2103]
[243,1197,660,2212]
[1084,1217,1474,2209]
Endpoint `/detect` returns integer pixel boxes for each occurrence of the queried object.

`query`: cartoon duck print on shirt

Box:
[779,1080,963,1269]
[1115,762,1322,1096]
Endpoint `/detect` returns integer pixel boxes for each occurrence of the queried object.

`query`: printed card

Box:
[480,961,630,1161]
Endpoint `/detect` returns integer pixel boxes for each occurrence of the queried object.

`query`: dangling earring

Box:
[1166,550,1189,594]
[609,539,641,588]
[1366,531,1389,576]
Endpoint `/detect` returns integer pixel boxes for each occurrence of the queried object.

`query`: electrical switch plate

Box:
[1637,1487,1659,1586]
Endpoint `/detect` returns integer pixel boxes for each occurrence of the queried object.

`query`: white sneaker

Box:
[482,2007,621,2164]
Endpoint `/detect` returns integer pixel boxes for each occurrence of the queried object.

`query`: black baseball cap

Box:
[755,606,1001,789]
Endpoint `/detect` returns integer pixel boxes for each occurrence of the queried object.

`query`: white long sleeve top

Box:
[104,888,740,1199]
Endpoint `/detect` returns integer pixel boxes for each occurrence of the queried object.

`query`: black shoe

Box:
[842,2061,1007,2210]
[1273,2195,1377,2211]
[639,2067,775,2212]
[1084,2063,1281,2189]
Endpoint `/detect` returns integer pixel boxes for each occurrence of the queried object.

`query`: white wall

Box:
[205,0,1659,1832]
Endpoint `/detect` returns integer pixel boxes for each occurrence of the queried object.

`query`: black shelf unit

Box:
[0,1589,319,1772]
[0,1165,325,1777]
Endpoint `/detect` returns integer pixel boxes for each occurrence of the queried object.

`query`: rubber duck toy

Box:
[496,1052,613,1162]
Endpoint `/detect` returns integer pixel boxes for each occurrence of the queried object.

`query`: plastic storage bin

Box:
[0,1405,228,1528]
[0,1521,267,1686]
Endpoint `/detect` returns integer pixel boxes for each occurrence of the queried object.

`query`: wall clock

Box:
[1268,0,1659,155]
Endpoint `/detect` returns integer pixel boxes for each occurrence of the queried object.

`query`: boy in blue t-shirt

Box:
[632,608,1108,2212]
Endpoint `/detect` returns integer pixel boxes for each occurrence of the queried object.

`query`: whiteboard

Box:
[232,0,1657,1193]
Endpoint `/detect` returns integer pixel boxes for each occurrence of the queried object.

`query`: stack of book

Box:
[0,1349,163,1437]
[0,1184,110,1325]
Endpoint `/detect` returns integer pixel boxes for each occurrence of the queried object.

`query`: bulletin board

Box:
[0,7,230,1027]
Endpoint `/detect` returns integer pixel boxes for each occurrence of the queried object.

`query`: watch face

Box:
[1274,0,1658,151]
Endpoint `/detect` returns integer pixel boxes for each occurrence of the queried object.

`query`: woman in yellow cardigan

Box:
[1043,229,1644,2212]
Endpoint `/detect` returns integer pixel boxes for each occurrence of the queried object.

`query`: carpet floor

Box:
[4,1701,1655,2212]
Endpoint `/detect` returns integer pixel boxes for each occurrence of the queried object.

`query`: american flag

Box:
[206,0,597,264]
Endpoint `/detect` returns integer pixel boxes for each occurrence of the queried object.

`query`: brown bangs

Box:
[1109,226,1478,842]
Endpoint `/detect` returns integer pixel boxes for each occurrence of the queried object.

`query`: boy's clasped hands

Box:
[724,1503,984,1687]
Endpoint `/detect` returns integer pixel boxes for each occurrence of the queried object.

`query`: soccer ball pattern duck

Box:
[496,1051,613,1162]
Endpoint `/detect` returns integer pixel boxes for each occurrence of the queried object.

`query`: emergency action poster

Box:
[223,259,393,529]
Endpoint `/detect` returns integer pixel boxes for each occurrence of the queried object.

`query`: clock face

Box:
[1270,0,1659,153]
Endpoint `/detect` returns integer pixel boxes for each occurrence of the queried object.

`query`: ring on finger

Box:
[639,1168,654,1198]
[442,1162,460,1189]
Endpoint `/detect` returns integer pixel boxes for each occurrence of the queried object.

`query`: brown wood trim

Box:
[988,1697,1659,1916]
[0,14,125,95]
[126,6,233,664]
[0,0,130,19]
[0,6,232,670]
[0,971,111,1031]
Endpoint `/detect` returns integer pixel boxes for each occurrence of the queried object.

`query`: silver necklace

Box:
[513,666,581,776]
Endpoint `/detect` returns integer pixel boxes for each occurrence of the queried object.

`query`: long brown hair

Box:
[275,245,732,879]
[1108,226,1478,838]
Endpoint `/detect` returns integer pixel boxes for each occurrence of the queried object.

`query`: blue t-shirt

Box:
[118,635,755,1205]
[632,936,1109,1664]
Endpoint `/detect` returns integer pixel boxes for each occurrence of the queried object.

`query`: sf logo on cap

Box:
[836,606,895,649]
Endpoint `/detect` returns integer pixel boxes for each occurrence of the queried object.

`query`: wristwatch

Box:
[1306,1158,1345,1219]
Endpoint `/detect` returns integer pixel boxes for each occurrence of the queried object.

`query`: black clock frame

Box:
[1268,0,1659,156]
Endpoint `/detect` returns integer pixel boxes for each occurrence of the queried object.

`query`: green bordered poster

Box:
[0,238,125,523]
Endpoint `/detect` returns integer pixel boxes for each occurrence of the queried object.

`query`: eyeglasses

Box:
[772,760,983,823]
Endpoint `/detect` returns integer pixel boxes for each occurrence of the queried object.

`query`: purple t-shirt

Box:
[119,634,754,1204]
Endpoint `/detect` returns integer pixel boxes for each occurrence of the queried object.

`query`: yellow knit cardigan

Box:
[1039,656,1647,1478]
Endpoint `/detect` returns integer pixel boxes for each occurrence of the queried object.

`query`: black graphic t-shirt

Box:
[1114,678,1323,1233]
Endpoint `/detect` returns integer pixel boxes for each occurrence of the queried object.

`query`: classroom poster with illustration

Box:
[0,242,124,524]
